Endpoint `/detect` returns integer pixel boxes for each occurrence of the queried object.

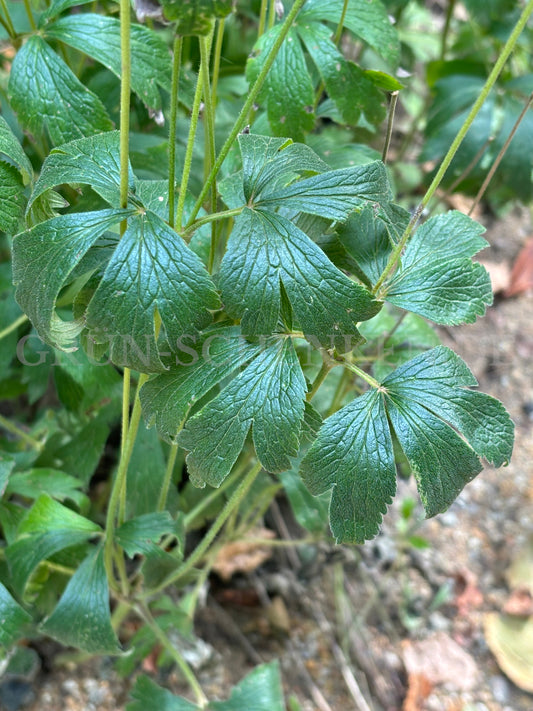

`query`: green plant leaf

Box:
[296,22,386,126]
[29,132,134,211]
[128,675,199,711]
[45,15,172,110]
[0,583,32,652]
[12,208,133,350]
[8,36,113,145]
[300,0,400,69]
[126,425,167,518]
[5,468,88,509]
[337,205,394,286]
[0,160,25,234]
[219,208,380,350]
[39,0,93,23]
[140,326,261,442]
[246,26,315,142]
[6,495,101,593]
[85,210,220,372]
[279,468,330,534]
[210,661,285,711]
[385,211,492,324]
[115,512,174,557]
[160,0,233,34]
[0,456,15,496]
[0,115,33,184]
[301,346,514,543]
[40,546,121,654]
[257,162,392,220]
[179,338,306,487]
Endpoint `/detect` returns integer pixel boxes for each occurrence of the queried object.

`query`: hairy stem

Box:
[168,36,183,229]
[185,0,307,227]
[373,0,533,295]
[211,18,225,108]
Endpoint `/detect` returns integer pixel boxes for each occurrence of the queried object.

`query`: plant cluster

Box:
[0,0,525,706]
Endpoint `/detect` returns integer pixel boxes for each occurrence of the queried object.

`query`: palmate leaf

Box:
[45,15,172,111]
[8,36,113,145]
[385,211,492,324]
[140,326,262,442]
[178,338,307,487]
[301,346,514,543]
[40,546,121,654]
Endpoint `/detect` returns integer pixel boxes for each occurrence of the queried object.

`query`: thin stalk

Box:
[307,361,332,401]
[327,368,351,417]
[183,459,248,529]
[267,0,276,30]
[136,602,208,707]
[200,31,216,184]
[104,373,148,588]
[440,0,456,61]
[382,91,399,164]
[0,0,16,38]
[333,0,349,46]
[176,63,204,230]
[341,360,381,390]
[258,0,269,38]
[441,135,494,199]
[0,414,42,452]
[120,368,130,458]
[211,18,225,106]
[185,0,307,227]
[168,36,183,229]
[0,314,28,341]
[372,0,533,296]
[469,91,533,216]
[182,206,244,241]
[157,443,179,511]
[147,462,263,596]
[22,0,36,30]
[119,0,131,218]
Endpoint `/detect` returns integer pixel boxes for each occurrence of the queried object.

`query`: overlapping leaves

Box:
[301,346,514,543]
[13,133,219,370]
[246,0,397,139]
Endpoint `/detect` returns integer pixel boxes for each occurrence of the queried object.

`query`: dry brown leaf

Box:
[503,588,533,617]
[485,613,533,692]
[212,527,275,581]
[402,672,433,711]
[504,237,533,297]
[401,632,479,691]
[477,259,511,294]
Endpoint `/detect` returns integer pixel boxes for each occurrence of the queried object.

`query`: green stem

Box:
[182,206,244,241]
[211,18,225,107]
[267,0,276,30]
[0,314,28,341]
[22,0,36,30]
[327,368,351,417]
[157,443,179,512]
[372,0,533,296]
[0,0,16,38]
[176,59,204,230]
[104,373,148,588]
[120,367,130,458]
[440,0,456,61]
[333,0,349,46]
[258,0,269,38]
[0,414,42,452]
[200,31,216,184]
[306,360,331,401]
[382,91,399,164]
[147,463,263,596]
[183,460,246,529]
[185,0,307,227]
[168,36,183,229]
[119,0,131,218]
[340,360,381,390]
[136,602,208,707]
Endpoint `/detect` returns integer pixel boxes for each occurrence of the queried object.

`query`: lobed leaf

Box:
[178,338,307,487]
[8,36,113,145]
[5,468,88,509]
[115,512,175,557]
[140,326,261,442]
[13,208,134,350]
[45,15,172,110]
[301,347,514,543]
[386,211,493,324]
[40,547,122,654]
[85,210,220,372]
[219,208,380,350]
